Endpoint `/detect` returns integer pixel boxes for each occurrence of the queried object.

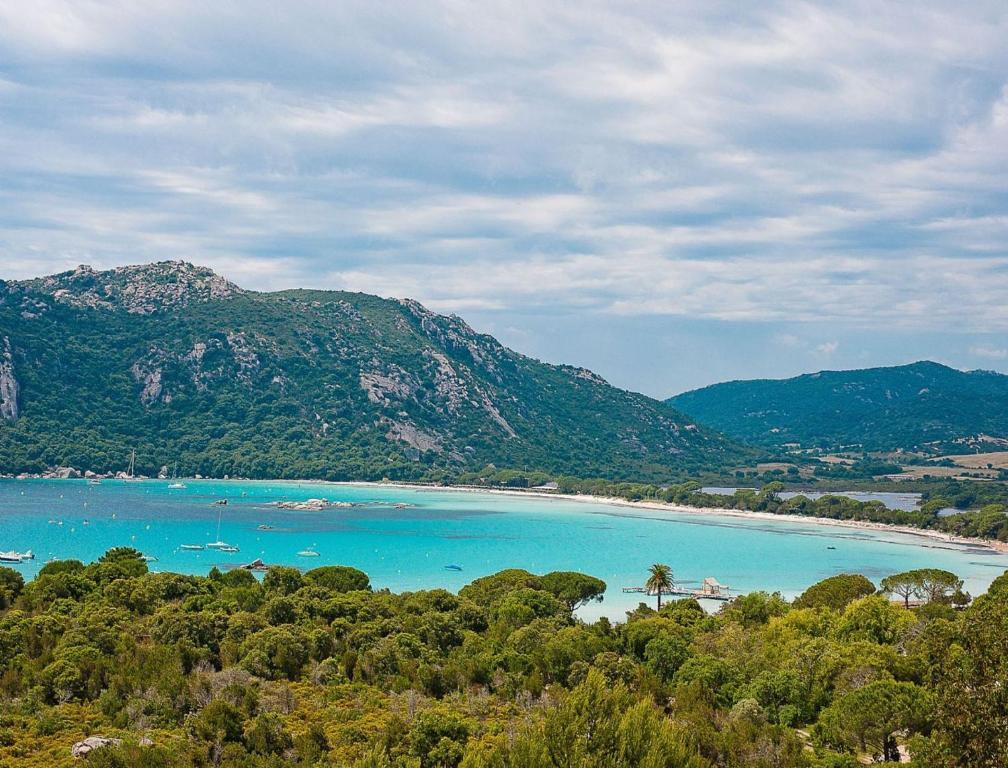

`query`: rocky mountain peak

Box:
[15,260,243,315]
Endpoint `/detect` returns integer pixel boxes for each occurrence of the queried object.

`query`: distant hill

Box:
[0,262,746,481]
[668,361,1008,453]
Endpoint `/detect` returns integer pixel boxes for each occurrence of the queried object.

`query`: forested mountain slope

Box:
[0,262,744,480]
[669,361,1008,452]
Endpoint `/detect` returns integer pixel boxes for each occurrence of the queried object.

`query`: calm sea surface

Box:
[2,479,1005,619]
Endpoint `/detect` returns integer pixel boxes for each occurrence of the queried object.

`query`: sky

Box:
[1,1,1007,397]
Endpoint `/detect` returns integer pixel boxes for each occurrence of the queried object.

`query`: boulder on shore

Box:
[71,736,121,758]
[45,466,81,479]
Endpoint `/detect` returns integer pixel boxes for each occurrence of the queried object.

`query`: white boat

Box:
[0,549,34,563]
[124,449,143,482]
[206,507,236,551]
[297,548,320,557]
[88,478,102,486]
[180,544,204,551]
[142,554,158,563]
[167,461,186,489]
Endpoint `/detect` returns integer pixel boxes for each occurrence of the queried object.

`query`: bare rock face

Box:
[131,360,164,406]
[383,419,443,454]
[359,366,418,405]
[226,331,261,380]
[0,336,18,421]
[19,261,242,315]
[72,736,122,758]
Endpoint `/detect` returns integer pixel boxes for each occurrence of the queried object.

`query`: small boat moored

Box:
[444,564,463,571]
[167,461,186,489]
[0,549,34,563]
[180,544,205,551]
[297,548,320,557]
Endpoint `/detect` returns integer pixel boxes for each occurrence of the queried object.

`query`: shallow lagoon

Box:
[2,479,1005,619]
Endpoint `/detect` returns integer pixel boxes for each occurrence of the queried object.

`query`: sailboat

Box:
[124,449,143,482]
[167,461,186,490]
[205,506,238,551]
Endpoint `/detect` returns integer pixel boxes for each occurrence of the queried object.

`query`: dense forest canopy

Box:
[0,262,747,483]
[0,550,1005,766]
[669,361,1008,453]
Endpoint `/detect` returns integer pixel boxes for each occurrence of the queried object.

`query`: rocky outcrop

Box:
[226,331,261,380]
[399,298,502,379]
[131,361,163,405]
[426,351,469,413]
[0,337,18,421]
[360,366,418,405]
[46,467,82,479]
[72,736,121,758]
[20,261,242,315]
[384,419,444,454]
[269,498,354,510]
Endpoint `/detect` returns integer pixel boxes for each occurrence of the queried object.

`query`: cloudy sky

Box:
[1,1,1007,396]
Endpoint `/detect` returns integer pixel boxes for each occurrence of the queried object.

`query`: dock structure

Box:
[623,576,735,602]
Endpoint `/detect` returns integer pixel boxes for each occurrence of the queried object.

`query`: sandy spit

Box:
[327,480,1008,555]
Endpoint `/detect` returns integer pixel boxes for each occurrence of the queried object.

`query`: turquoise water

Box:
[2,479,1005,619]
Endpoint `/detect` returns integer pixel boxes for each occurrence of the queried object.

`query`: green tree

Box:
[794,574,875,611]
[539,571,607,614]
[930,583,1008,767]
[817,680,932,762]
[410,711,471,768]
[244,712,294,755]
[262,566,304,596]
[645,564,674,610]
[305,565,371,592]
[0,566,24,609]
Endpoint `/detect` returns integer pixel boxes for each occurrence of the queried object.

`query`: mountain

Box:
[0,262,745,481]
[668,361,1008,453]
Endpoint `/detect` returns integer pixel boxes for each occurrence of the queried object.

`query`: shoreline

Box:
[325,480,1008,555]
[7,475,1007,555]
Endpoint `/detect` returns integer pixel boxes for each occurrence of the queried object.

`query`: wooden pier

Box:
[622,577,735,602]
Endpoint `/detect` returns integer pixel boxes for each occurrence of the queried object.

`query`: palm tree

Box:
[645,563,674,610]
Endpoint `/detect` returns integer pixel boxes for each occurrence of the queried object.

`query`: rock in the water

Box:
[71,736,121,758]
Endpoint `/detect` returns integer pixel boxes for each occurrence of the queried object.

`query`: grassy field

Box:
[943,451,1008,469]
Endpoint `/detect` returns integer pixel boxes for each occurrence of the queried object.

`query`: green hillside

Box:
[669,361,1008,452]
[0,262,745,481]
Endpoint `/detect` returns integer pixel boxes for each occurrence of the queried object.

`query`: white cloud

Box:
[0,0,1007,344]
[816,341,839,355]
[970,345,1008,360]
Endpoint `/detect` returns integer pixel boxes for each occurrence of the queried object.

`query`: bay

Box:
[2,479,1004,620]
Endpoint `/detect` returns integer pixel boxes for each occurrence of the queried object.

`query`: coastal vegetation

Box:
[449,471,1008,544]
[0,549,1005,766]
